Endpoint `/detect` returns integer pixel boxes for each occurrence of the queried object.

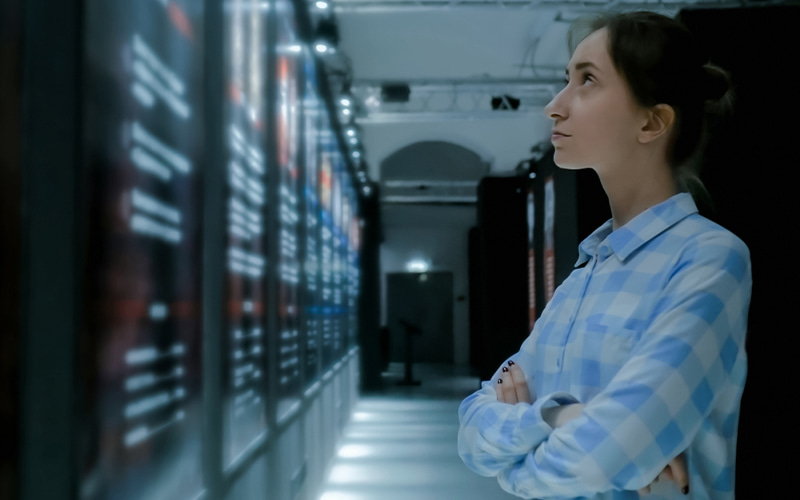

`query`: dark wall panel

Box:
[678,6,799,498]
[0,1,24,499]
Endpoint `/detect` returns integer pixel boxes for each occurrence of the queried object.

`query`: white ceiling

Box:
[312,0,736,196]
[336,9,565,80]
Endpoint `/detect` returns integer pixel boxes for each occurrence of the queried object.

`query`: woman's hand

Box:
[637,452,689,496]
[495,360,532,404]
[494,360,689,497]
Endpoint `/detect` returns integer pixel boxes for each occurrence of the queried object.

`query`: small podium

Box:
[397,319,422,386]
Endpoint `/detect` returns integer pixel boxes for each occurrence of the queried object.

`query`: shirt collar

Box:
[574,191,699,268]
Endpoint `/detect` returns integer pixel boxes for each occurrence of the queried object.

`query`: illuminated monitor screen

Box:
[350,213,361,348]
[221,0,269,469]
[79,1,204,499]
[339,176,350,356]
[331,150,344,361]
[340,156,349,360]
[274,0,303,423]
[347,183,361,349]
[302,47,322,387]
[319,124,335,371]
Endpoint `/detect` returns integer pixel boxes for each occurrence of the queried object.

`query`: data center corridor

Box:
[314,363,518,500]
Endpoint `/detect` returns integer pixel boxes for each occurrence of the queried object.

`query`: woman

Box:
[458,10,750,500]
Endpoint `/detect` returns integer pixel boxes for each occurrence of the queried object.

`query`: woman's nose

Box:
[543,93,563,120]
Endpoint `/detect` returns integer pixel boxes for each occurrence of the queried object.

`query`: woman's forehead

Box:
[568,28,609,73]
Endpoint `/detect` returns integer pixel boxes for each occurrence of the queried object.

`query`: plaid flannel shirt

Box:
[458,192,752,500]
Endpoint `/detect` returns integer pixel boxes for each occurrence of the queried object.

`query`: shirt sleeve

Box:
[457,331,582,477]
[495,232,752,499]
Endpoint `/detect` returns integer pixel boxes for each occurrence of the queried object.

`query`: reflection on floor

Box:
[315,363,519,500]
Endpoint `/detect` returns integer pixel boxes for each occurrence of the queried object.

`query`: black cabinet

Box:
[470,146,609,382]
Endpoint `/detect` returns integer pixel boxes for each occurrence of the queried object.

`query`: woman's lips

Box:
[551,133,569,141]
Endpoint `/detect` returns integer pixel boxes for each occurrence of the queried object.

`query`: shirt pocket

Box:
[571,321,639,390]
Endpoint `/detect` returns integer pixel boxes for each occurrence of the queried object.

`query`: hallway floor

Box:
[314,362,519,500]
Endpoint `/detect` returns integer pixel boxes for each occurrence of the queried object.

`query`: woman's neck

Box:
[600,162,678,232]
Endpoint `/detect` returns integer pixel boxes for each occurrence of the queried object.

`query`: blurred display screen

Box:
[274,0,303,421]
[302,48,322,387]
[347,186,361,349]
[341,175,351,357]
[319,123,335,370]
[332,151,345,361]
[221,0,269,469]
[79,1,204,499]
[527,186,537,331]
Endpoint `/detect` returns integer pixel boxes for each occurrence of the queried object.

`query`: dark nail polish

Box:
[508,360,515,366]
[682,486,689,495]
[502,366,509,372]
[497,379,503,384]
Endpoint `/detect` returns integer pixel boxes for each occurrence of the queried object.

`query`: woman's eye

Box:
[563,74,592,87]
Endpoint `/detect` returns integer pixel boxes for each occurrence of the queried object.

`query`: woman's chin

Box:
[553,158,583,170]
[553,152,592,171]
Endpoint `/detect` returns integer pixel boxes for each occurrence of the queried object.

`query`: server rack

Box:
[13,0,371,499]
[471,145,608,381]
[473,174,530,382]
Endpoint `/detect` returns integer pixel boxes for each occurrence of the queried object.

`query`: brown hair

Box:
[567,10,735,217]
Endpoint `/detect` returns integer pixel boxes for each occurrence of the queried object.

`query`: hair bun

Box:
[701,64,730,101]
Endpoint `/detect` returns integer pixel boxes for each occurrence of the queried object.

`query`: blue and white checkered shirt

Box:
[458,192,752,500]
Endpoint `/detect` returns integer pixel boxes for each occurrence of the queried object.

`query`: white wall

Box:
[379,204,476,366]
[361,114,553,181]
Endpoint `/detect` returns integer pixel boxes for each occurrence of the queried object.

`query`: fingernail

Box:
[508,360,515,366]
[682,486,689,495]
[497,379,503,384]
[502,366,509,372]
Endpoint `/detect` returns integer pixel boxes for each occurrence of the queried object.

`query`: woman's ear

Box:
[638,104,675,144]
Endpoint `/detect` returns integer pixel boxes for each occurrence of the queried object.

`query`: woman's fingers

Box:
[508,363,531,404]
[495,360,531,406]
[495,379,505,403]
[638,453,687,497]
[638,469,666,496]
[668,452,689,493]
[500,367,517,403]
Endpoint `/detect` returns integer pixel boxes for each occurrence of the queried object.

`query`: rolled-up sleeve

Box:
[457,331,582,477]
[495,233,752,498]
[458,384,581,477]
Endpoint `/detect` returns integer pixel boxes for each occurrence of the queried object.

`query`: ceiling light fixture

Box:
[314,18,339,55]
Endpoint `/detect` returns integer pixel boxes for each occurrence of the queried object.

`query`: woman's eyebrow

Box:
[565,61,600,75]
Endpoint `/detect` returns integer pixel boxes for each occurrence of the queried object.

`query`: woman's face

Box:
[543,28,645,174]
